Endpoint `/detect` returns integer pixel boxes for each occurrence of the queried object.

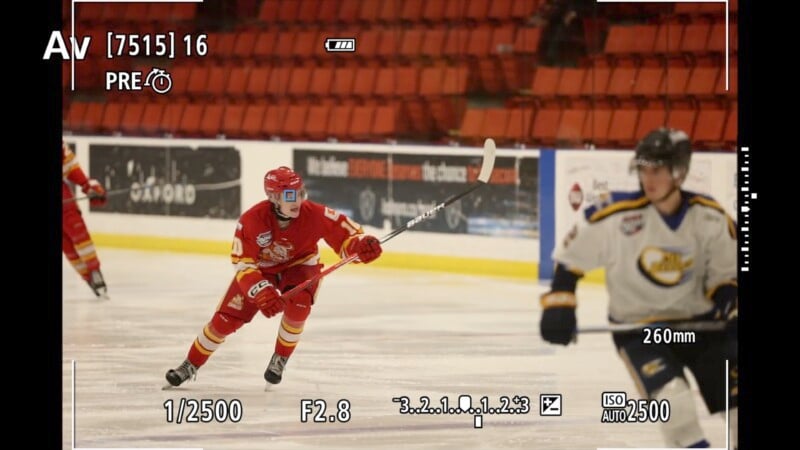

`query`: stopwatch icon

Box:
[144,67,173,95]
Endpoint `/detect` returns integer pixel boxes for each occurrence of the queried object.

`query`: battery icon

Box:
[325,38,356,53]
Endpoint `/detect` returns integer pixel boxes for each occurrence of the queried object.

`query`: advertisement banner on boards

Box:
[89,144,241,219]
[293,149,539,238]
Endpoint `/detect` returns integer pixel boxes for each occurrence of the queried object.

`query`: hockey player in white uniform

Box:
[539,128,738,448]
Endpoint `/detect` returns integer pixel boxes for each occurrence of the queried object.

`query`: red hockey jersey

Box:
[62,143,89,203]
[231,200,363,294]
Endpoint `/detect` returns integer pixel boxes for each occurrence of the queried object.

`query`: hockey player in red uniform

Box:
[62,142,109,298]
[165,166,383,387]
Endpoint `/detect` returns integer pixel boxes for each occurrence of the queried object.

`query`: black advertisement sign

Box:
[294,149,538,237]
[90,144,241,219]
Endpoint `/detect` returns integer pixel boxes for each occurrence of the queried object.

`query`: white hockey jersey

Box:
[553,190,737,323]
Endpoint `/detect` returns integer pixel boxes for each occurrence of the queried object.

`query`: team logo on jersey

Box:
[256,231,273,247]
[568,183,583,211]
[620,213,644,236]
[260,240,295,265]
[637,247,694,287]
[228,294,244,310]
[640,358,667,378]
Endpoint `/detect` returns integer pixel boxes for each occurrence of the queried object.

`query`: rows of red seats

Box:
[62,1,739,149]
[126,64,469,100]
[523,60,737,101]
[73,2,197,24]
[459,101,737,149]
[258,0,539,25]
[202,25,540,61]
[66,101,408,142]
[602,21,737,60]
[65,25,542,97]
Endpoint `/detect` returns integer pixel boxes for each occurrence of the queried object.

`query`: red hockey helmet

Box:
[264,166,306,201]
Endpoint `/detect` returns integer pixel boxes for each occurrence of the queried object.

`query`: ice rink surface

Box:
[63,249,727,450]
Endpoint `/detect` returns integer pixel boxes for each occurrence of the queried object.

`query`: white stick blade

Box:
[478,138,496,183]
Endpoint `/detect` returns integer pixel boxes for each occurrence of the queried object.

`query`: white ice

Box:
[63,249,728,450]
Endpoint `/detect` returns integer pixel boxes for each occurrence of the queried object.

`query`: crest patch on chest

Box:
[256,231,273,247]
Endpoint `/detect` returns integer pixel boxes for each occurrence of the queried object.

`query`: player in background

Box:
[62,142,109,298]
[165,166,383,387]
[539,128,738,448]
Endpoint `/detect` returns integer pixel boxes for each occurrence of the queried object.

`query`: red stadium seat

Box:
[225,66,252,98]
[327,105,354,140]
[241,104,267,138]
[654,22,684,55]
[331,67,356,98]
[349,105,376,140]
[221,104,246,138]
[262,104,287,137]
[531,107,561,144]
[606,65,637,97]
[666,109,697,138]
[635,108,667,140]
[662,66,691,97]
[65,102,89,132]
[178,103,203,136]
[504,107,534,143]
[100,102,124,133]
[607,109,640,145]
[556,68,586,97]
[723,103,737,145]
[373,105,399,138]
[530,66,561,98]
[305,105,331,140]
[557,109,588,145]
[693,108,726,143]
[459,108,486,141]
[139,103,165,136]
[685,66,719,97]
[120,103,145,135]
[583,108,612,145]
[282,104,309,138]
[160,102,185,135]
[199,104,224,137]
[680,23,711,54]
[632,67,664,97]
[400,0,424,23]
[482,108,509,141]
[308,67,334,98]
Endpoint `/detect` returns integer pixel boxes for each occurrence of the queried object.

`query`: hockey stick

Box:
[64,179,241,204]
[280,138,498,302]
[578,320,730,334]
[63,187,135,204]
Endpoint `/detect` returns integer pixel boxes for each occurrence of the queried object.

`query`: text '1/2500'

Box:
[163,398,243,424]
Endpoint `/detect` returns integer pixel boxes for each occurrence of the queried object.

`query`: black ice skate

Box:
[88,270,109,299]
[264,353,288,385]
[164,360,198,388]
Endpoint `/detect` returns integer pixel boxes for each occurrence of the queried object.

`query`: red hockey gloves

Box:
[347,235,383,264]
[539,291,577,345]
[81,179,108,207]
[251,280,284,318]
